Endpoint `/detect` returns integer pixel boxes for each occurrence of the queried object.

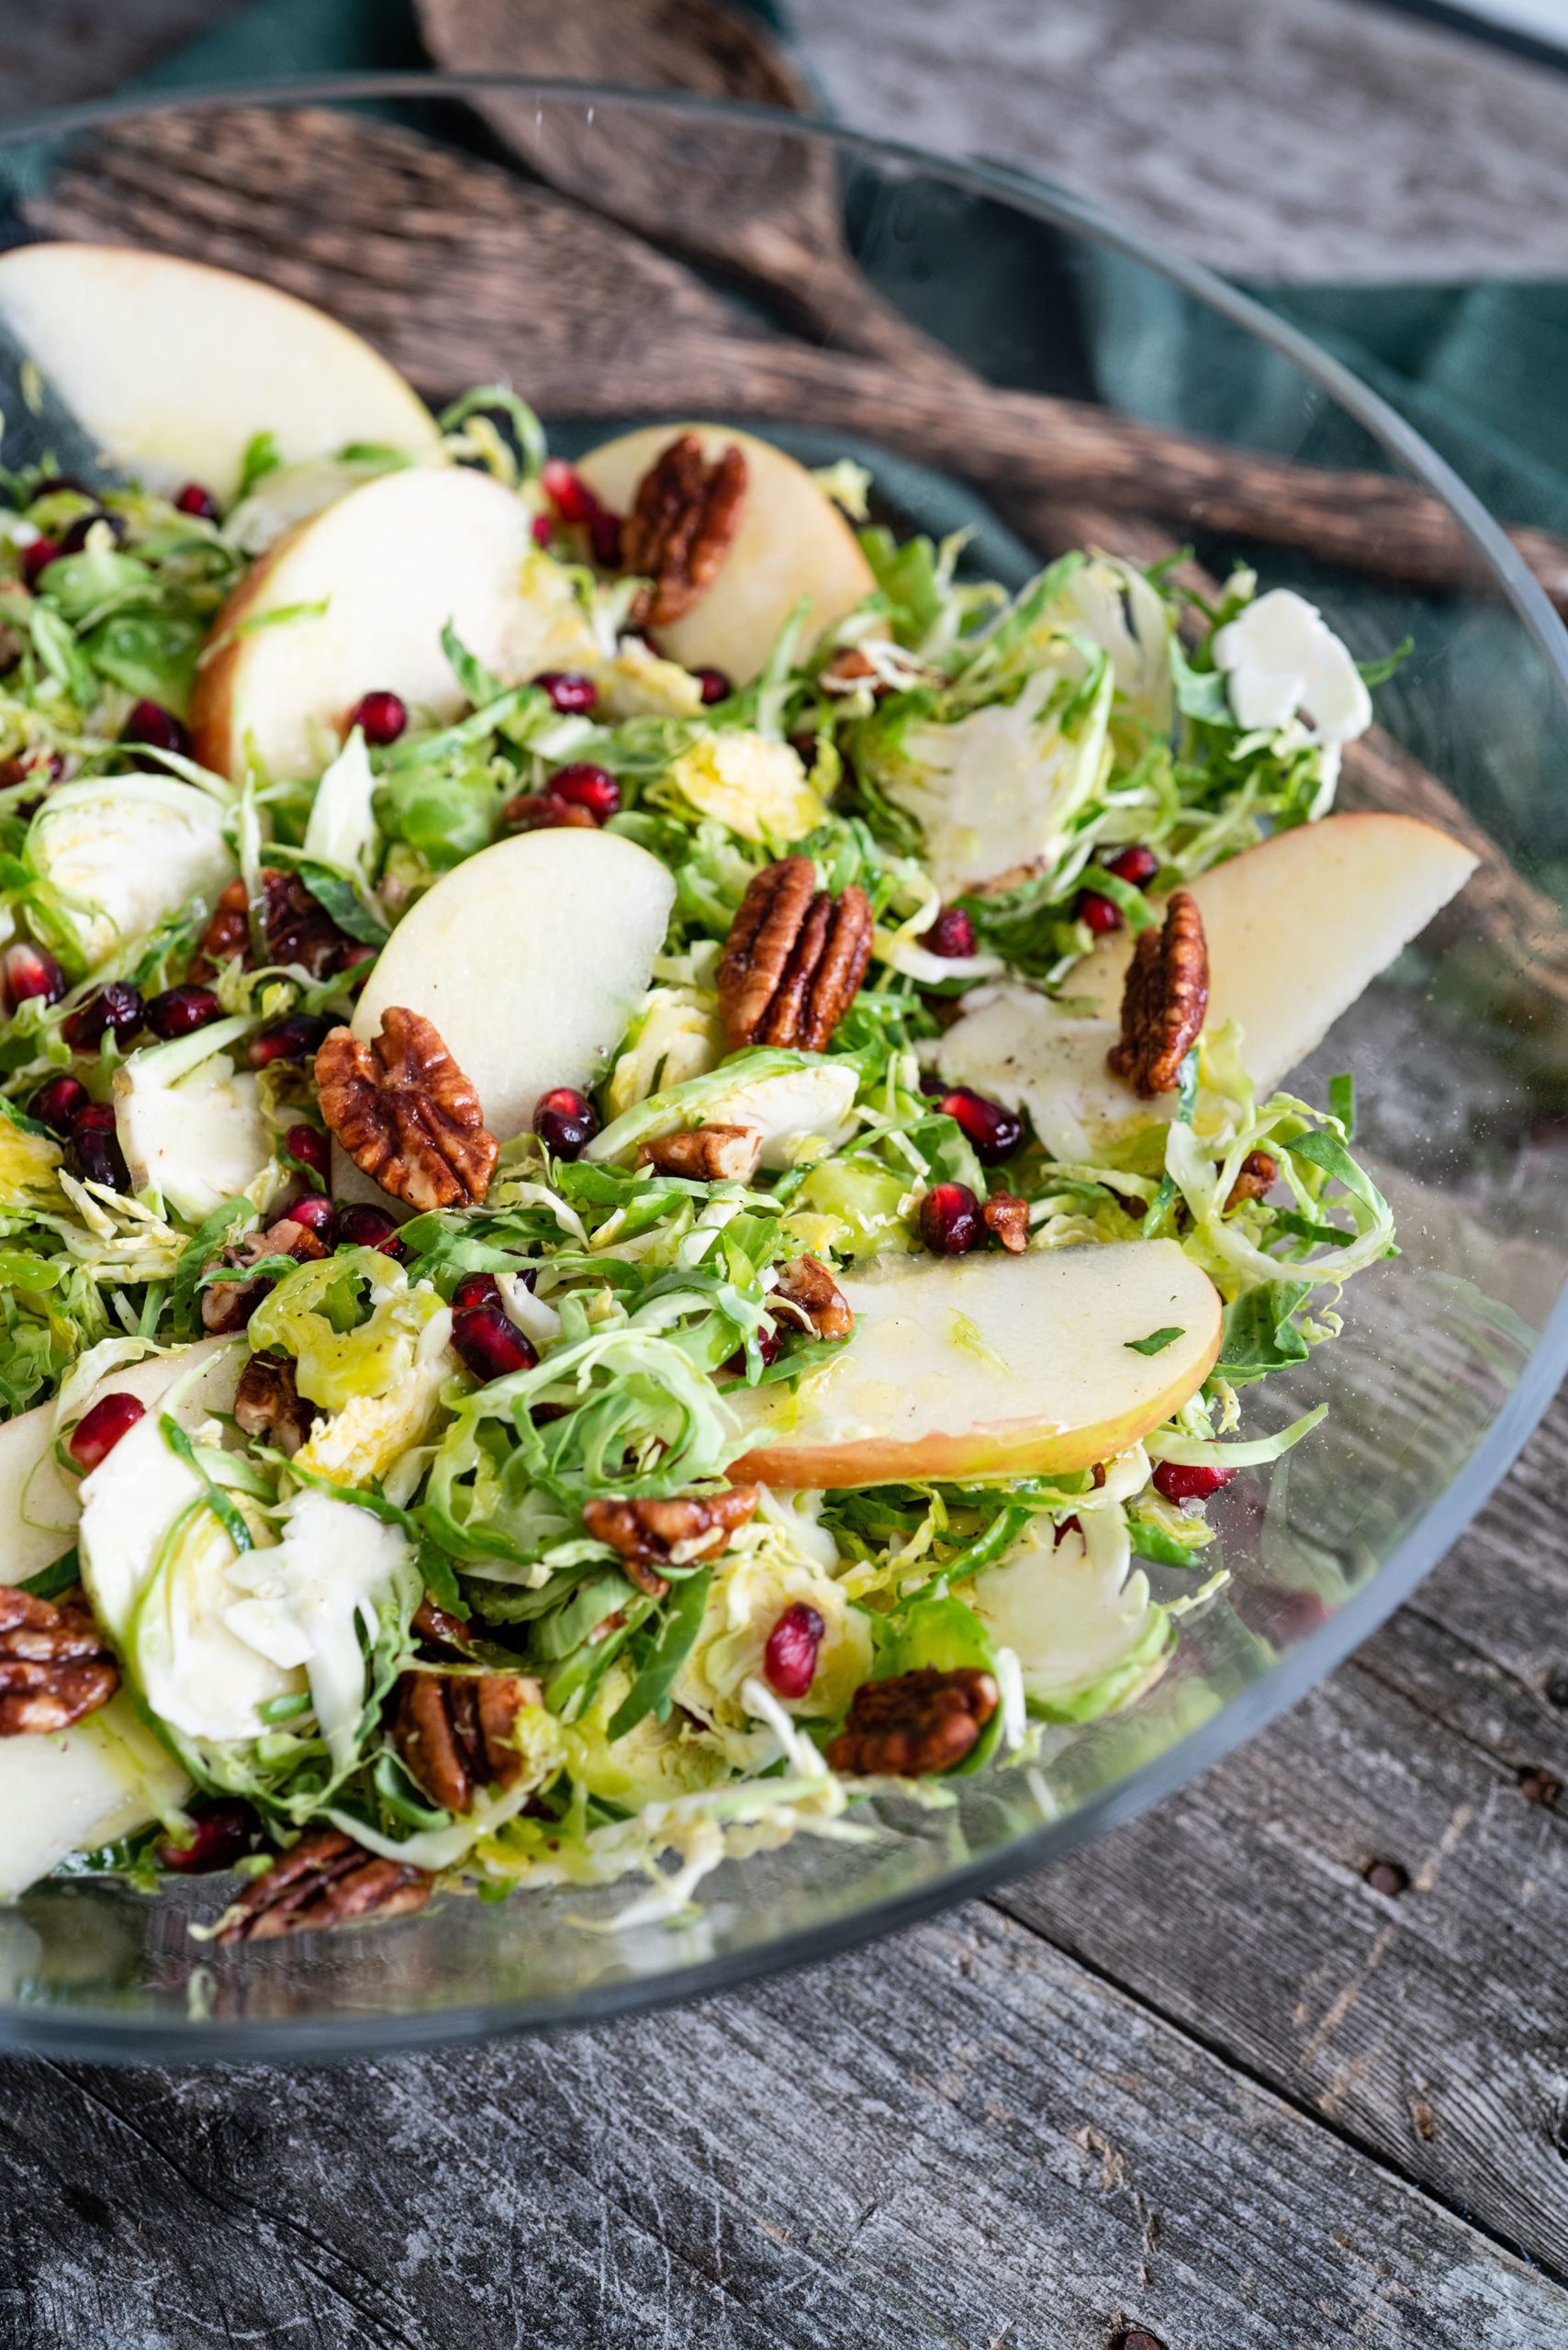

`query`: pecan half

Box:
[771,1254,853,1339]
[582,1488,760,1599]
[0,1583,118,1735]
[982,1193,1030,1254]
[1107,890,1209,1097]
[317,1007,498,1213]
[412,1595,476,1653]
[824,1667,999,1779]
[216,1827,431,1944]
[1225,1148,1277,1212]
[637,1124,763,1184]
[717,856,873,1052]
[192,869,368,984]
[392,1669,542,1814]
[232,1350,314,1457]
[201,1214,328,1334]
[622,431,746,628]
[499,793,597,834]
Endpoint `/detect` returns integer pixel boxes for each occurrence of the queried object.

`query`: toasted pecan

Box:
[622,432,746,627]
[770,1254,853,1339]
[1107,890,1209,1097]
[317,1006,497,1213]
[201,1214,328,1335]
[0,1583,118,1736]
[232,1350,314,1457]
[824,1667,998,1778]
[192,870,369,984]
[392,1670,542,1814]
[215,1828,431,1943]
[981,1193,1030,1253]
[582,1488,760,1599]
[1225,1149,1278,1212]
[716,856,873,1053]
[637,1125,763,1184]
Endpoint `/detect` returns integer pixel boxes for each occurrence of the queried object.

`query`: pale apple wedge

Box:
[575,424,875,686]
[936,811,1477,1161]
[346,827,677,1152]
[191,467,592,780]
[0,244,440,502]
[0,1700,189,1901]
[726,1240,1221,1488]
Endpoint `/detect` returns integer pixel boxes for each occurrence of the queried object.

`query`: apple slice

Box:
[726,1239,1221,1487]
[0,1699,189,1900]
[575,423,875,686]
[936,811,1476,1159]
[190,467,595,780]
[0,244,441,502]
[347,827,677,1149]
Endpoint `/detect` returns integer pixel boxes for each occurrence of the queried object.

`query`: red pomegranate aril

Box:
[540,457,597,523]
[1151,1460,1236,1504]
[1077,890,1124,935]
[453,1302,538,1382]
[348,689,408,746]
[284,1124,330,1184]
[534,1086,599,1159]
[174,482,220,521]
[19,535,61,584]
[247,1012,330,1068]
[694,666,732,706]
[30,1072,88,1133]
[333,1203,406,1258]
[121,699,192,757]
[532,669,598,716]
[286,1190,335,1240]
[156,1798,260,1874]
[920,1181,982,1255]
[548,761,620,822]
[531,511,554,547]
[68,1391,146,1472]
[764,1601,826,1700]
[70,1101,130,1191]
[722,1324,783,1377]
[588,510,622,567]
[60,509,127,556]
[143,984,221,1039]
[453,1270,502,1314]
[924,905,976,959]
[1105,843,1159,889]
[3,940,65,1009]
[62,980,143,1051]
[940,1085,1025,1167]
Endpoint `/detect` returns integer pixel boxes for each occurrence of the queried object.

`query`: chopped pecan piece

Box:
[1107,890,1209,1097]
[0,1583,118,1735]
[317,1006,498,1213]
[232,1350,314,1457]
[717,856,873,1053]
[637,1124,763,1184]
[622,431,746,628]
[216,1827,431,1944]
[1225,1148,1278,1212]
[499,792,597,834]
[824,1667,999,1779]
[771,1254,853,1339]
[582,1488,760,1599]
[192,869,368,984]
[819,646,882,695]
[412,1595,476,1652]
[982,1192,1030,1253]
[392,1669,542,1814]
[201,1214,328,1334]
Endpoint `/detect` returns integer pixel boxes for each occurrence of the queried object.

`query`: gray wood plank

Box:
[3,1898,1564,2350]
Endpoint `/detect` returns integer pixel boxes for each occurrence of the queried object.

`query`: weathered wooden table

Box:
[3,6,1567,2344]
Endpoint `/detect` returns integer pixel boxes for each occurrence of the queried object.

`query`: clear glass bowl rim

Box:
[1,73,1566,2061]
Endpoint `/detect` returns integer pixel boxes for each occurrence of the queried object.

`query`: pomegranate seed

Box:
[453,1270,501,1313]
[540,457,597,523]
[502,792,596,834]
[348,690,407,746]
[1105,843,1159,889]
[1078,890,1123,935]
[284,1124,330,1184]
[247,1012,330,1068]
[156,1798,260,1874]
[3,941,65,1009]
[694,666,732,705]
[722,1324,783,1376]
[20,536,60,585]
[940,1085,1025,1167]
[174,482,220,520]
[286,1190,335,1239]
[453,1302,537,1382]
[534,1087,598,1159]
[62,980,143,1051]
[588,510,622,567]
[121,699,191,757]
[548,762,620,822]
[920,1181,981,1255]
[60,509,126,555]
[1152,1460,1236,1504]
[143,984,220,1039]
[333,1203,405,1258]
[68,1391,145,1471]
[30,1072,88,1133]
[924,905,975,959]
[70,1100,130,1191]
[764,1601,826,1700]
[531,512,554,547]
[532,670,598,716]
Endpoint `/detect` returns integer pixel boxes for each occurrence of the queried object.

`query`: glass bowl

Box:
[1,76,1566,2062]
